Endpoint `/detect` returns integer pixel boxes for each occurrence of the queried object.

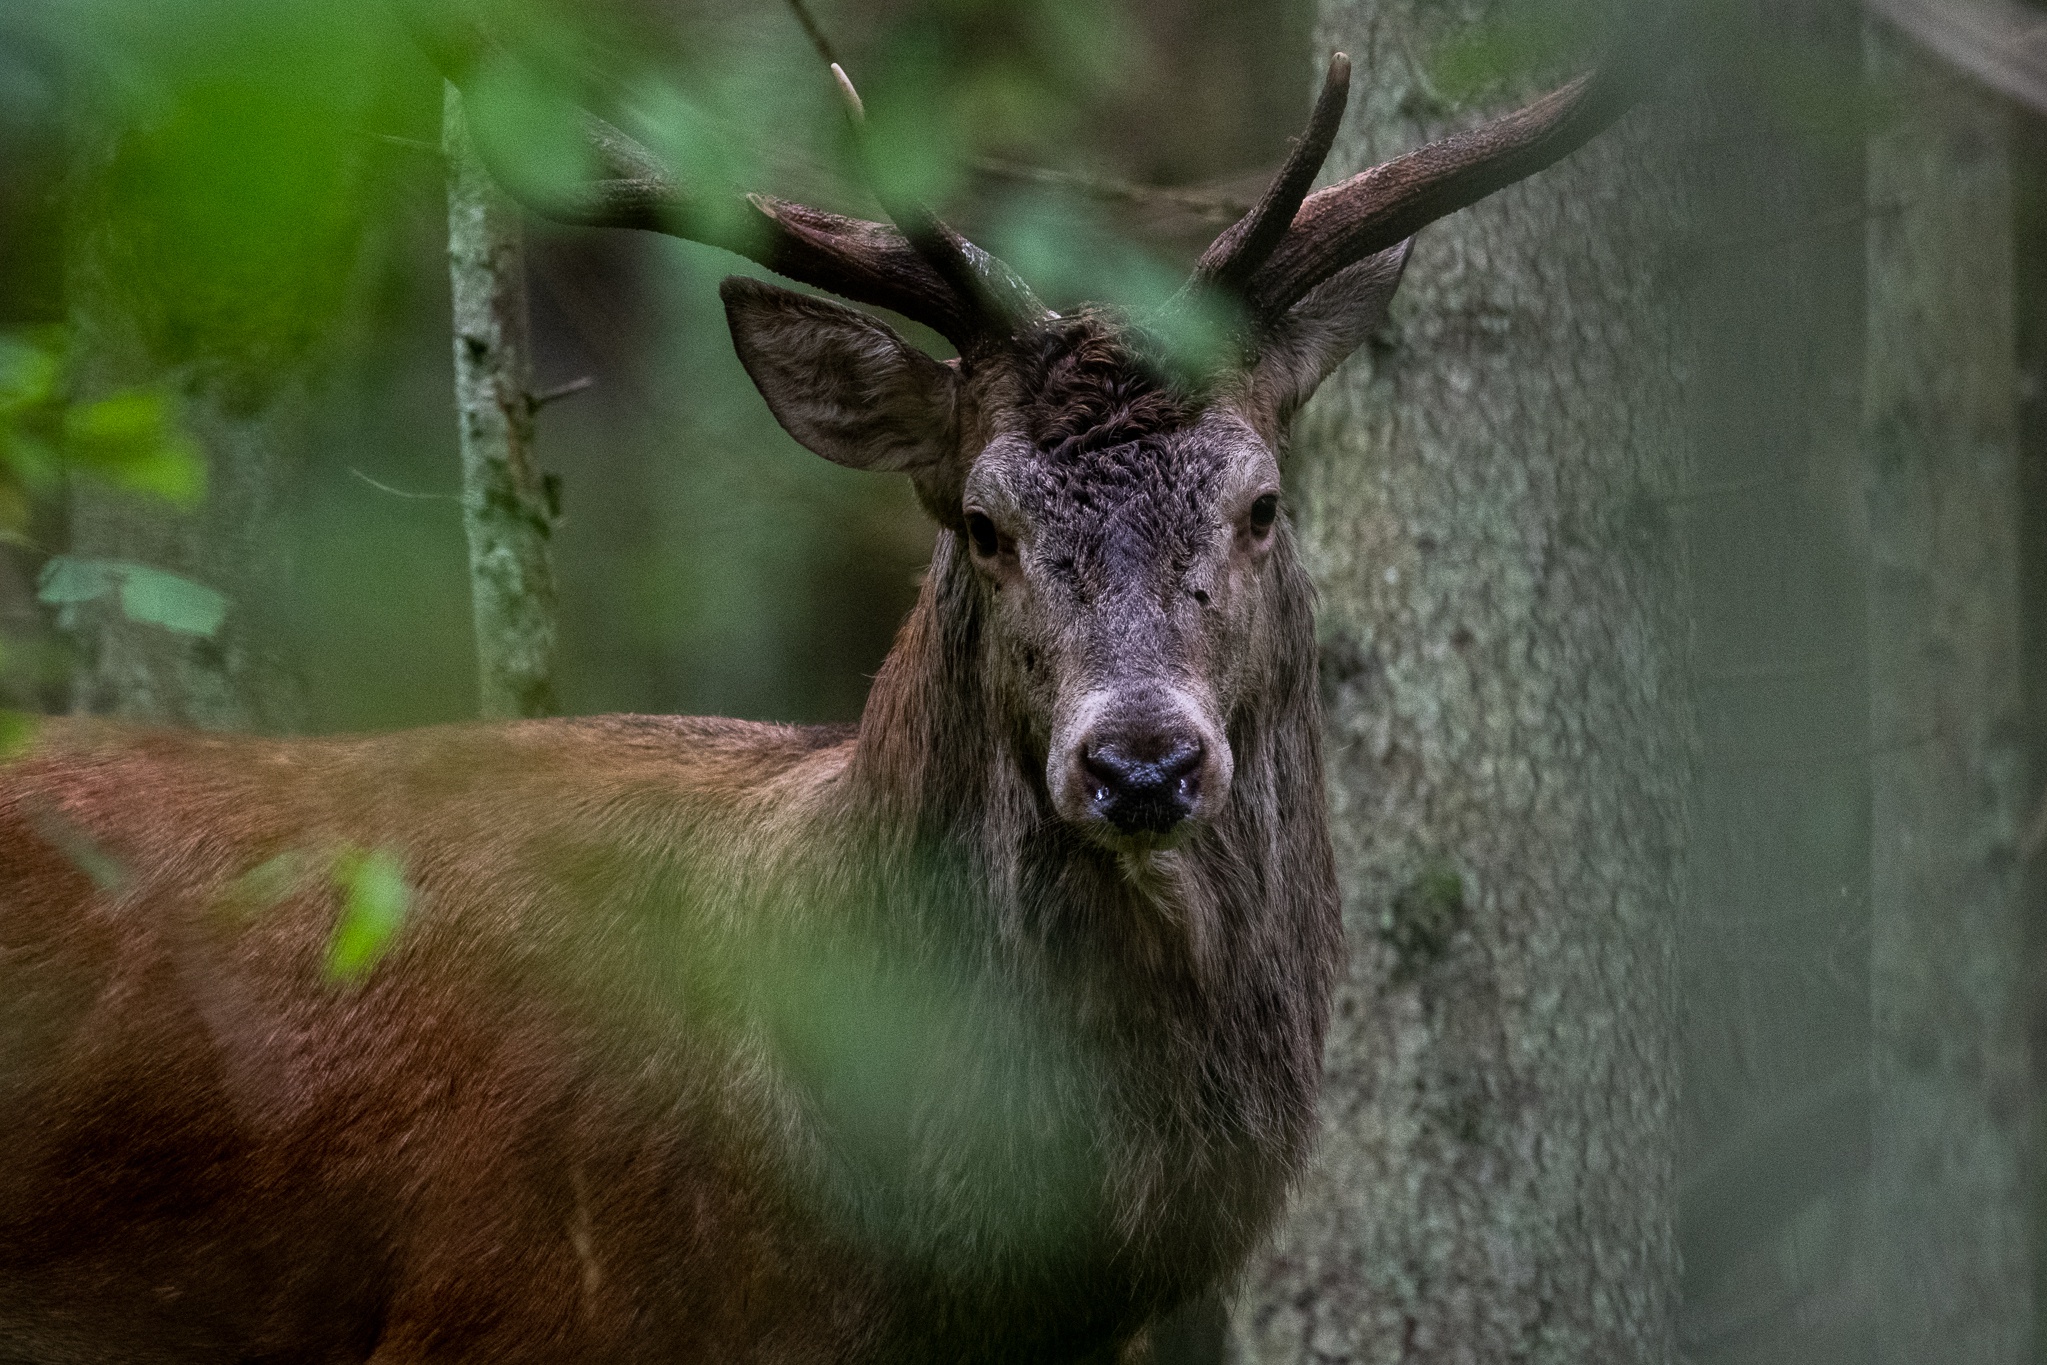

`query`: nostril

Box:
[1156,739,1203,782]
[1079,734,1206,833]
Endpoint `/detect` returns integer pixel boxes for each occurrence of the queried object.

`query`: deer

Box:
[0,28,1652,1365]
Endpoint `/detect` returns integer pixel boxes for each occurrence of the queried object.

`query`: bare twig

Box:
[1865,0,2047,114]
[777,0,1253,225]
[348,468,459,502]
[527,376,596,411]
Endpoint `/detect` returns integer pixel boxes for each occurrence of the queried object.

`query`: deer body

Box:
[0,524,1335,1363]
[0,34,1647,1363]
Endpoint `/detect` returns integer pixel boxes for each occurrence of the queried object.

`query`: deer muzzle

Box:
[1050,682,1232,847]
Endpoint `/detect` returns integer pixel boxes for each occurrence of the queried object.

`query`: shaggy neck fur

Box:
[782,522,1341,1355]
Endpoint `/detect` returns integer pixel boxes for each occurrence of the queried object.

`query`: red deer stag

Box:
[0,32,1651,1365]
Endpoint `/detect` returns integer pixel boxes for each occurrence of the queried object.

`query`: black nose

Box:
[1081,733,1205,835]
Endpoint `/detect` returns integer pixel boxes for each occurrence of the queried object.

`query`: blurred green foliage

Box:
[326,846,413,984]
[0,328,203,536]
[3,0,1317,734]
[42,0,407,396]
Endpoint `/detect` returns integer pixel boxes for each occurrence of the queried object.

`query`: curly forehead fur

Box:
[1013,314,1196,465]
[996,315,1231,589]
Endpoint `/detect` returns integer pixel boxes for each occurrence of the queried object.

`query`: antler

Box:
[1203,32,1660,323]
[1193,53,1353,296]
[421,21,1046,351]
[825,64,1052,340]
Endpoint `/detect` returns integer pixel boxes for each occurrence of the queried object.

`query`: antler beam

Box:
[1199,23,1664,325]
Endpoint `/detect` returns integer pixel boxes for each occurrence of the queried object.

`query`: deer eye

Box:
[1247,493,1280,535]
[965,509,1002,559]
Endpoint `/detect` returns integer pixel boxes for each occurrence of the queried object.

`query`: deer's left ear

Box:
[721,277,960,475]
[1247,239,1412,424]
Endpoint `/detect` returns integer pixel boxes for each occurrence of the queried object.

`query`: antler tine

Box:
[1194,52,1352,295]
[828,62,1054,343]
[1237,34,1659,321]
[417,21,1030,349]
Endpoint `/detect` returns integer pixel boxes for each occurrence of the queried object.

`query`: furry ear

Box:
[721,277,959,474]
[1248,239,1413,423]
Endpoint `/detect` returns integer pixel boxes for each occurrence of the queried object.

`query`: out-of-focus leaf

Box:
[0,333,61,417]
[219,850,305,921]
[63,390,205,505]
[0,485,28,541]
[6,433,63,494]
[0,710,37,762]
[118,564,228,637]
[466,52,597,216]
[36,555,125,607]
[326,846,412,985]
[1429,1,1604,103]
[36,556,228,638]
[985,191,1241,375]
[637,82,769,252]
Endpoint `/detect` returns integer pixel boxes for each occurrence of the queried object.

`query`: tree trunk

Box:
[1857,26,2034,1362]
[1229,4,1689,1361]
[62,123,305,734]
[443,83,559,721]
[62,394,305,732]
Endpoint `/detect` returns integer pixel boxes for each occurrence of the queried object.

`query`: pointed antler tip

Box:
[830,63,866,124]
[1328,52,1352,83]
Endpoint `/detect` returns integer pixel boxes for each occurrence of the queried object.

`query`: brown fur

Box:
[0,495,1338,1361]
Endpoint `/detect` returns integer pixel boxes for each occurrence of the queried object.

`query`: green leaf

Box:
[325,847,411,985]
[466,55,597,217]
[118,564,227,638]
[36,555,123,607]
[36,557,229,638]
[63,390,206,506]
[0,333,62,417]
[0,710,36,761]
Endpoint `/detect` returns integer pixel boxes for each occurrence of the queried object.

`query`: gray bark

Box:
[1229,3,1689,1361]
[444,82,559,721]
[1858,27,2034,1362]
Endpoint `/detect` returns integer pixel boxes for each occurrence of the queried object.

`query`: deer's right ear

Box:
[721,277,959,475]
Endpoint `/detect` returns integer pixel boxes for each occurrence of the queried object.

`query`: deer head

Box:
[444,41,1648,852]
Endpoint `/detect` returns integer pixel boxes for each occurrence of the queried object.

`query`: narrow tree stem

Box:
[443,82,559,720]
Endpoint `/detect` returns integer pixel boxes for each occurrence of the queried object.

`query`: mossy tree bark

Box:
[443,83,559,721]
[1229,3,1690,1360]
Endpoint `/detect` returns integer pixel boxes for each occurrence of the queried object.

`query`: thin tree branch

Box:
[348,468,459,502]
[527,376,596,412]
[1865,0,2047,114]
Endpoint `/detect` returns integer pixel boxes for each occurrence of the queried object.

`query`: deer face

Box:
[723,265,1406,849]
[954,328,1277,847]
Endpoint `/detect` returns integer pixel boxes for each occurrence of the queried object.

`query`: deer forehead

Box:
[965,409,1275,542]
